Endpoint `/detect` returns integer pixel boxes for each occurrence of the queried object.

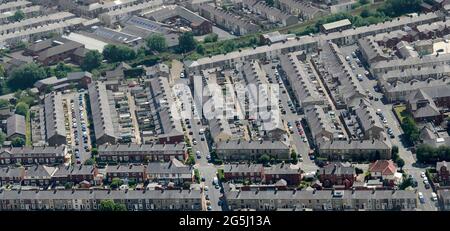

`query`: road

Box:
[72,91,92,164]
[339,45,438,211]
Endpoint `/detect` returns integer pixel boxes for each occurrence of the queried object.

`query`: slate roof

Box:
[223,164,264,173]
[147,158,192,174]
[0,189,202,200]
[320,162,355,175]
[6,114,26,138]
[43,92,67,141]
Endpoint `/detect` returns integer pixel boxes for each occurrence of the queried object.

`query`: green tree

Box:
[0,99,9,108]
[178,32,197,53]
[0,131,6,144]
[222,40,235,53]
[265,0,274,6]
[15,102,29,116]
[259,154,270,165]
[196,44,205,55]
[401,117,420,145]
[102,44,136,62]
[290,150,298,164]
[110,177,123,189]
[0,64,5,77]
[11,10,25,22]
[64,182,74,189]
[12,137,25,147]
[82,50,103,71]
[84,158,96,165]
[391,145,399,160]
[91,147,98,156]
[146,33,167,52]
[379,0,422,17]
[7,63,47,90]
[361,9,371,18]
[54,62,73,78]
[396,158,405,170]
[99,199,127,211]
[194,169,201,182]
[204,33,218,43]
[359,0,369,5]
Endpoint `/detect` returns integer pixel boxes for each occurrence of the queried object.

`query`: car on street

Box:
[204,186,209,191]
[201,177,205,182]
[196,151,201,159]
[193,139,197,145]
[357,74,363,81]
[207,206,212,211]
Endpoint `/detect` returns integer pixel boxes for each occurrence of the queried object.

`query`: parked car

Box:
[418,192,425,203]
[431,192,438,201]
[421,172,426,178]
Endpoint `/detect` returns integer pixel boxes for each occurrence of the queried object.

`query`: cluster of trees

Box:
[110,178,124,189]
[7,63,46,90]
[300,0,423,36]
[102,45,136,63]
[178,32,197,53]
[10,10,25,22]
[401,117,420,145]
[82,50,103,71]
[204,33,218,43]
[146,33,167,53]
[99,200,127,211]
[416,144,450,163]
[379,0,422,17]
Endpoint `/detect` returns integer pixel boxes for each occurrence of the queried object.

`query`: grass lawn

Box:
[393,104,407,123]
[25,110,32,146]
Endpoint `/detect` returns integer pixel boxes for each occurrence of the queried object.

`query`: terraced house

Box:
[0,189,203,211]
[225,189,418,211]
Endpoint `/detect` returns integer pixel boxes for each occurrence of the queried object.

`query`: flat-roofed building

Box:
[321,19,352,33]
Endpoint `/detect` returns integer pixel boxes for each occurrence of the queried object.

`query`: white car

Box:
[431,192,438,201]
[420,172,426,178]
[423,176,428,182]
[418,192,425,203]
